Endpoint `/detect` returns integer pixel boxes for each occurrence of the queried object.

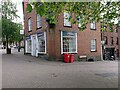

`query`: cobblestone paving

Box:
[2,49,118,88]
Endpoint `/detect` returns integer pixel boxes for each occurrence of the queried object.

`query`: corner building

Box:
[23,2,105,61]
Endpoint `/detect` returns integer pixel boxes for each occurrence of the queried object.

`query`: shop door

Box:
[32,35,37,56]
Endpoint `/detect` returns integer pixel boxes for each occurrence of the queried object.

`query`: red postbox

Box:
[70,54,74,63]
[64,54,70,63]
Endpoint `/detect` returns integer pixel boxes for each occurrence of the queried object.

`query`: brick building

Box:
[23,2,119,61]
[101,25,119,60]
[118,24,120,59]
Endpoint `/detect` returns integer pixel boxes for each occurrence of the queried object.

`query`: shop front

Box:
[25,35,31,53]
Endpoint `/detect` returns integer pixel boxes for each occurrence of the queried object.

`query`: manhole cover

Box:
[95,73,118,77]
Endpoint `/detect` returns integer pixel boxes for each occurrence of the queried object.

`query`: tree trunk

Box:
[6,37,11,54]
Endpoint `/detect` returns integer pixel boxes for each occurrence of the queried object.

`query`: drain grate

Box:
[95,73,118,78]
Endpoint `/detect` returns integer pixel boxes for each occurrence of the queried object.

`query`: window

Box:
[104,36,108,45]
[90,22,96,30]
[37,32,46,53]
[37,14,42,28]
[64,12,71,27]
[61,31,77,54]
[91,39,96,51]
[116,37,119,45]
[115,27,118,33]
[28,18,32,31]
[78,16,81,27]
[26,36,31,53]
[111,37,114,45]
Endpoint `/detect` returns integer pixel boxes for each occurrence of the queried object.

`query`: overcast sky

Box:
[11,0,23,25]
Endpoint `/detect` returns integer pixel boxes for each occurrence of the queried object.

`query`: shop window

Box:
[28,18,32,31]
[64,12,71,27]
[37,32,46,53]
[26,36,31,53]
[37,14,42,28]
[61,31,77,54]
[90,22,96,30]
[91,39,97,51]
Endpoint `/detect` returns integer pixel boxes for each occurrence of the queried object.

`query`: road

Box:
[2,49,118,88]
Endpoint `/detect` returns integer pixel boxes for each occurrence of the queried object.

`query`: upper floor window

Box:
[64,12,71,27]
[37,14,42,28]
[28,18,32,31]
[111,37,114,45]
[78,16,81,27]
[115,27,118,33]
[116,37,119,45]
[90,22,96,30]
[91,39,97,51]
[104,36,108,45]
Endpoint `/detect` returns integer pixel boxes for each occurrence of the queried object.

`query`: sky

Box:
[11,0,24,25]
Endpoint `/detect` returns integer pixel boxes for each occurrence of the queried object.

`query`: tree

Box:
[1,0,21,54]
[26,1,120,31]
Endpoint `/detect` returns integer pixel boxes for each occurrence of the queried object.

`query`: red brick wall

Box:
[24,8,102,60]
[54,13,101,60]
[119,27,120,58]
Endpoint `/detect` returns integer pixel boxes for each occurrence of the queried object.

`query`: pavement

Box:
[1,49,118,88]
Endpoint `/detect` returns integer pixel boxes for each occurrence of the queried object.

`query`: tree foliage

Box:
[26,1,120,31]
[1,0,22,53]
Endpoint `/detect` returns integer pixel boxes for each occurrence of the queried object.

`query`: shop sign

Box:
[37,32,44,37]
[63,31,75,36]
[26,35,31,39]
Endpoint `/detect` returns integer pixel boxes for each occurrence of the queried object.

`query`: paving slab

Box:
[2,49,118,88]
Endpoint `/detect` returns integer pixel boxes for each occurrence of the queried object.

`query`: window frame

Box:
[37,32,46,54]
[36,14,42,29]
[63,12,72,27]
[25,36,31,53]
[28,18,32,32]
[61,31,77,54]
[90,39,97,52]
[110,37,114,45]
[90,22,96,30]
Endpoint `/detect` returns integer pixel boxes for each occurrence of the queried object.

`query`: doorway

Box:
[31,35,37,56]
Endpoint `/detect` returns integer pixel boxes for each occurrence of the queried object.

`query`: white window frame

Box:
[61,31,77,54]
[25,37,31,53]
[78,16,82,27]
[64,12,71,27]
[28,18,32,31]
[90,22,96,30]
[37,14,42,28]
[91,39,97,51]
[37,32,46,54]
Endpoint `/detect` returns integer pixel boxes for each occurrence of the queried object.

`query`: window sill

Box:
[61,52,78,54]
[63,25,72,28]
[91,50,97,52]
[37,27,42,30]
[28,30,32,32]
[90,28,96,30]
[38,52,46,54]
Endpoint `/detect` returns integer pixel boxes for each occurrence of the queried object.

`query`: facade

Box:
[23,2,119,61]
[119,25,120,59]
[101,26,119,60]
